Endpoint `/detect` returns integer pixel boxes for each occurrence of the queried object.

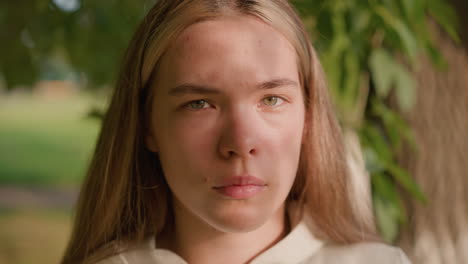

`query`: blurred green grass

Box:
[0,93,101,187]
[0,92,102,263]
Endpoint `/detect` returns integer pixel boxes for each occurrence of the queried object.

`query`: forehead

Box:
[156,15,299,89]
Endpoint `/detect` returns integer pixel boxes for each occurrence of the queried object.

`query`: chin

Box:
[201,203,273,233]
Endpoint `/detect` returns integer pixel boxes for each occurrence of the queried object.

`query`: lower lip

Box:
[213,185,266,199]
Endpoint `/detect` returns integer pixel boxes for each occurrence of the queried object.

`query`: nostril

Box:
[225,148,256,158]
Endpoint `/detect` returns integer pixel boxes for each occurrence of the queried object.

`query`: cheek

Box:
[272,107,305,149]
[170,114,217,151]
[267,109,305,181]
[155,113,217,173]
[154,105,213,147]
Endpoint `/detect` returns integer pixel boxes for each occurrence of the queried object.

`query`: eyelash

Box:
[261,95,286,107]
[184,100,211,110]
[183,95,287,111]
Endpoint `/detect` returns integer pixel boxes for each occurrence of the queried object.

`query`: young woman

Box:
[61,0,411,263]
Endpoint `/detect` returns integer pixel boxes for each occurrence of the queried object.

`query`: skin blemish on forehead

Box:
[153,16,301,96]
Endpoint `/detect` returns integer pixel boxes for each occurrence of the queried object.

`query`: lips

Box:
[212,175,266,199]
[213,175,266,188]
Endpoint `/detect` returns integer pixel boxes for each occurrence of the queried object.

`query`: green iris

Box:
[188,100,207,109]
[263,96,279,106]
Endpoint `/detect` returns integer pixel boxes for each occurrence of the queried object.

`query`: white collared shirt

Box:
[97,218,411,264]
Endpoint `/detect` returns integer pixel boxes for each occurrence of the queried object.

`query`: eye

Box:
[185,99,210,110]
[262,96,285,107]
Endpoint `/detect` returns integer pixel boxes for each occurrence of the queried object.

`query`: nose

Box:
[217,107,259,160]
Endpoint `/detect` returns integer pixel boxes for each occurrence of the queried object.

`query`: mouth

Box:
[212,175,267,199]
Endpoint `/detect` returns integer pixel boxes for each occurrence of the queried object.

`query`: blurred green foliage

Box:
[292,0,458,242]
[0,0,153,89]
[0,0,459,242]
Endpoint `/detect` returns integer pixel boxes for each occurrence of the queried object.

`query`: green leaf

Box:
[386,163,427,203]
[321,50,344,106]
[369,49,394,98]
[400,0,416,19]
[372,172,408,242]
[361,123,392,164]
[371,99,417,152]
[291,0,327,17]
[394,65,416,112]
[349,8,371,35]
[374,5,419,63]
[363,147,386,174]
[374,196,399,242]
[399,0,425,25]
[369,48,417,112]
[425,38,448,70]
[426,0,460,43]
[343,50,360,111]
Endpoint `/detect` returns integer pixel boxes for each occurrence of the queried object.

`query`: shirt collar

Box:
[147,206,324,263]
[249,212,323,263]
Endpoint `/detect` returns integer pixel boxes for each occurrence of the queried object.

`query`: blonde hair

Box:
[61,0,378,263]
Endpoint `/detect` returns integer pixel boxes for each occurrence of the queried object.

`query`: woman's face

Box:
[147,15,305,233]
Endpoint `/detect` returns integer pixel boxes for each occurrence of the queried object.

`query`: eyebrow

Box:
[168,78,299,96]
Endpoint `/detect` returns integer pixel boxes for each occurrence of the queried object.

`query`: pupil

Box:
[191,100,205,109]
[266,97,277,105]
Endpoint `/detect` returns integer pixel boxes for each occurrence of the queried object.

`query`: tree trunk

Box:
[396,25,468,264]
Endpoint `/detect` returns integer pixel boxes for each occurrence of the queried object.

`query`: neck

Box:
[158,201,290,264]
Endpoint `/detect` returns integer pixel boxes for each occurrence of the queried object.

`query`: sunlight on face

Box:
[147,15,305,233]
